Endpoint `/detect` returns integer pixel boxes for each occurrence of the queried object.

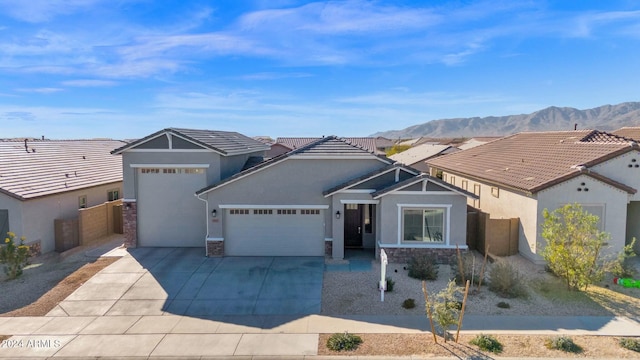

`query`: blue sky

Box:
[1,1,639,139]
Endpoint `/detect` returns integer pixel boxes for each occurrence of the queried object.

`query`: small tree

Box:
[541,204,609,291]
[0,232,31,279]
[426,280,463,342]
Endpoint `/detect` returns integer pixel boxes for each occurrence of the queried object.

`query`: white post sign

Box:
[380,249,388,302]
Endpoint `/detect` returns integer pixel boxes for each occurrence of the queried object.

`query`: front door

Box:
[344,204,362,247]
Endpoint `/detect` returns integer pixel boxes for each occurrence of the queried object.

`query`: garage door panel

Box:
[225,210,324,256]
[138,170,206,247]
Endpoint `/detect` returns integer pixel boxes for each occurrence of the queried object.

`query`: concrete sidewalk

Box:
[1,314,639,358]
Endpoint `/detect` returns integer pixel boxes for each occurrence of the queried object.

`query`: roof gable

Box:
[196,136,392,196]
[0,139,125,200]
[427,130,638,194]
[111,128,269,156]
[323,164,418,197]
[371,174,478,199]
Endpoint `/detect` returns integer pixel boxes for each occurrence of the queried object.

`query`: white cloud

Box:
[16,87,64,94]
[61,79,119,87]
[0,0,109,23]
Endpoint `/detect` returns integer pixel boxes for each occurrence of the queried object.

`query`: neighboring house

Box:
[0,139,125,254]
[113,128,475,262]
[389,144,456,172]
[456,137,503,150]
[612,127,640,141]
[276,137,386,155]
[427,130,640,263]
[111,128,269,249]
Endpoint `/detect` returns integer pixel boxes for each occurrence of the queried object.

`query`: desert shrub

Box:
[541,204,609,291]
[408,255,438,280]
[496,301,510,309]
[450,251,484,285]
[426,280,463,342]
[402,298,416,309]
[470,334,503,353]
[0,232,31,279]
[326,332,363,351]
[545,336,582,353]
[488,261,527,298]
[385,277,395,292]
[610,238,637,278]
[619,338,640,352]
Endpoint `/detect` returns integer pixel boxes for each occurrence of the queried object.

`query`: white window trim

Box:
[340,200,380,204]
[379,242,467,250]
[396,204,452,245]
[392,191,459,196]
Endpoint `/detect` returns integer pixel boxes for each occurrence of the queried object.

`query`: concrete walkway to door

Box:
[48,248,324,318]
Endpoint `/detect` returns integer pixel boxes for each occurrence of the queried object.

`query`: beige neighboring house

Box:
[0,139,125,254]
[612,127,640,140]
[457,136,503,150]
[427,130,640,263]
[389,144,455,172]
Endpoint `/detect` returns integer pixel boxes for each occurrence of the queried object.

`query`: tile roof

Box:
[426,130,638,194]
[276,137,382,154]
[196,136,391,196]
[323,164,419,196]
[112,128,269,155]
[0,139,125,200]
[389,144,451,165]
[612,127,640,141]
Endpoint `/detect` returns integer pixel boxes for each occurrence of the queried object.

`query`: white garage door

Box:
[137,168,206,247]
[225,208,325,256]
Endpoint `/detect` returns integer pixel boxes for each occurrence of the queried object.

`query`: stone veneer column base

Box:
[324,241,333,257]
[381,247,461,264]
[206,240,224,257]
[123,201,137,248]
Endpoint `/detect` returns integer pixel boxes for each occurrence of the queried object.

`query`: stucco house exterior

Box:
[0,139,125,254]
[389,143,456,172]
[427,130,640,263]
[114,129,475,262]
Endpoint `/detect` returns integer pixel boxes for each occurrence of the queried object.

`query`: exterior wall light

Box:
[211,209,217,217]
[335,210,341,219]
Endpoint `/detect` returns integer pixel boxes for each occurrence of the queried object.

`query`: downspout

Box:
[195,193,209,256]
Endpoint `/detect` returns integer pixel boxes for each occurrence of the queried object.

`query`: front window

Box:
[402,208,445,243]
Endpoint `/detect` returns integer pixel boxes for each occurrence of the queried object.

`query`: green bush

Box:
[488,261,527,298]
[0,232,31,280]
[385,277,395,292]
[402,298,415,309]
[470,334,503,353]
[326,332,363,351]
[545,336,582,353]
[496,301,510,309]
[611,238,637,278]
[619,338,640,352]
[408,255,438,280]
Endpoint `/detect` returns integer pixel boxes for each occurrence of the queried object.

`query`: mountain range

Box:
[371,102,640,139]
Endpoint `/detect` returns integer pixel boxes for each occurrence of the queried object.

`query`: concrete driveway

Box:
[51,248,324,317]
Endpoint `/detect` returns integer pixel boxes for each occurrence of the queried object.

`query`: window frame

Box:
[397,204,451,245]
[78,195,87,209]
[107,189,120,202]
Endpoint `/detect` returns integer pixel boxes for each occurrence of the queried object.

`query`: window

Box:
[141,168,204,174]
[364,204,375,233]
[461,180,468,191]
[107,189,120,201]
[473,184,481,208]
[402,208,445,243]
[78,195,87,209]
[301,209,320,215]
[277,209,297,215]
[345,204,358,210]
[450,176,456,186]
[253,209,273,215]
[230,209,249,215]
[491,187,500,198]
[443,173,448,182]
[141,168,160,174]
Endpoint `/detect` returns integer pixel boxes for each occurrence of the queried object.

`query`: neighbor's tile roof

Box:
[612,127,640,141]
[112,128,269,155]
[196,136,391,195]
[276,137,382,154]
[0,139,126,200]
[426,130,638,194]
[389,144,451,165]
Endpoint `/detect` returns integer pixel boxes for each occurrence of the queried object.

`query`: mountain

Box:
[371,102,640,139]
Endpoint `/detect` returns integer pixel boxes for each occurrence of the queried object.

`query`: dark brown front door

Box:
[344,204,362,247]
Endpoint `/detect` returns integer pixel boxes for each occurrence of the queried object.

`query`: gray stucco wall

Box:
[378,192,468,249]
[205,158,388,240]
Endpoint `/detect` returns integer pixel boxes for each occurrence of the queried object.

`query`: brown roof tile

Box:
[427,130,638,194]
[612,127,640,141]
[276,137,382,154]
[0,139,125,200]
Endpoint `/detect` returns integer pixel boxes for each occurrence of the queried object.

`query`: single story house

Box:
[427,130,640,263]
[0,139,125,254]
[275,137,386,155]
[113,128,476,262]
